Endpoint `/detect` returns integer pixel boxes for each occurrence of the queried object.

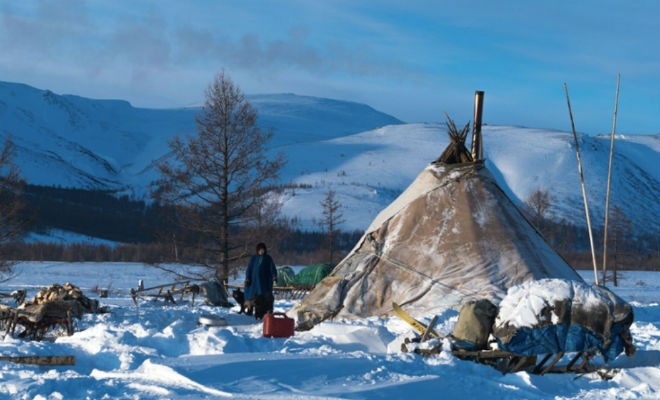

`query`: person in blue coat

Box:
[244,242,277,319]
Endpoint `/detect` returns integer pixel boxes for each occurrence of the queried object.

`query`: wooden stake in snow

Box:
[602,74,621,285]
[564,83,599,285]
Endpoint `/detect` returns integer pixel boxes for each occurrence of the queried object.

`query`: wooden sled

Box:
[130,280,203,306]
[1,302,77,341]
[393,302,617,379]
[273,286,309,301]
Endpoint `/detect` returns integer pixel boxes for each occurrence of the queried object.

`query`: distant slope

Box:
[275,124,660,235]
[249,93,403,145]
[0,81,402,193]
[484,126,660,232]
[0,81,195,190]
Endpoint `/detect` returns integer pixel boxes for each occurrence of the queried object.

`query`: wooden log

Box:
[538,352,564,375]
[564,352,584,372]
[509,355,535,373]
[0,355,75,365]
[533,353,554,374]
[420,315,439,343]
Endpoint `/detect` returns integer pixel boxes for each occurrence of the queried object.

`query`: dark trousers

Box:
[254,293,275,319]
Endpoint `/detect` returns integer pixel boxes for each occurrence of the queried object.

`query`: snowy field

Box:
[1,262,659,399]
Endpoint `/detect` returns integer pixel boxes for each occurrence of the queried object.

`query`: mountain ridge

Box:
[0,80,658,237]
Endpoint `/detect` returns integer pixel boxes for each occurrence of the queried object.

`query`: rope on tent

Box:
[365,241,492,307]
[363,164,481,240]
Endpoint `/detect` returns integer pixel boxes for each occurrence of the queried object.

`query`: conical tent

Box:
[289,161,582,330]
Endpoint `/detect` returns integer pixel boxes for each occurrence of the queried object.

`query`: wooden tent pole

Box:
[602,74,621,285]
[564,83,599,285]
[471,91,485,161]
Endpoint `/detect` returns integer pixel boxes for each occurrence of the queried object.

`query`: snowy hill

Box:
[1,81,658,236]
[0,81,401,192]
[276,123,660,235]
[0,81,196,190]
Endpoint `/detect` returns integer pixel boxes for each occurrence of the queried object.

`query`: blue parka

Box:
[244,253,277,301]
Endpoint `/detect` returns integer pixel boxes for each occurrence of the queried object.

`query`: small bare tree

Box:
[0,137,24,279]
[155,71,285,280]
[319,189,344,264]
[525,188,553,232]
[607,205,632,286]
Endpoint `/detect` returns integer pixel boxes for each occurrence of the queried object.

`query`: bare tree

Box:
[319,190,344,264]
[607,205,632,286]
[155,71,285,280]
[525,188,553,232]
[0,138,24,279]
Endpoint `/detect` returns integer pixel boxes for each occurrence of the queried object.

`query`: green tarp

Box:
[276,266,296,287]
[290,264,334,288]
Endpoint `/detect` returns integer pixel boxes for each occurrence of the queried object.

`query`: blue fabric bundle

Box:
[492,279,634,362]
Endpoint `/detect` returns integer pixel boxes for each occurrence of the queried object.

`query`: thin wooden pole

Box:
[564,83,599,285]
[602,74,621,285]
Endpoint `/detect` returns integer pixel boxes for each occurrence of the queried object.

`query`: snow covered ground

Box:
[1,262,659,399]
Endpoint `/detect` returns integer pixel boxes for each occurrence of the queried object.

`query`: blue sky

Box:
[1,0,658,134]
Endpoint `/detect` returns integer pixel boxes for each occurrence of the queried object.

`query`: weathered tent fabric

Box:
[289,162,582,330]
[493,279,634,361]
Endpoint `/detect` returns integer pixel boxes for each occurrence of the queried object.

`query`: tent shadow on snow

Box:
[289,118,582,330]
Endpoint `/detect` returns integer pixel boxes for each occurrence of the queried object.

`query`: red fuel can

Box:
[262,312,295,338]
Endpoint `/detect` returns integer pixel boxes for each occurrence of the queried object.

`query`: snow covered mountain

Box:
[276,123,660,236]
[1,81,658,236]
[0,81,401,192]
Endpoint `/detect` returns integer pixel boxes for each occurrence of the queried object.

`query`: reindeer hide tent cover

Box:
[289,161,582,330]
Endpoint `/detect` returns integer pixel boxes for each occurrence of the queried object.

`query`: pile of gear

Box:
[0,282,104,340]
[400,279,635,378]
